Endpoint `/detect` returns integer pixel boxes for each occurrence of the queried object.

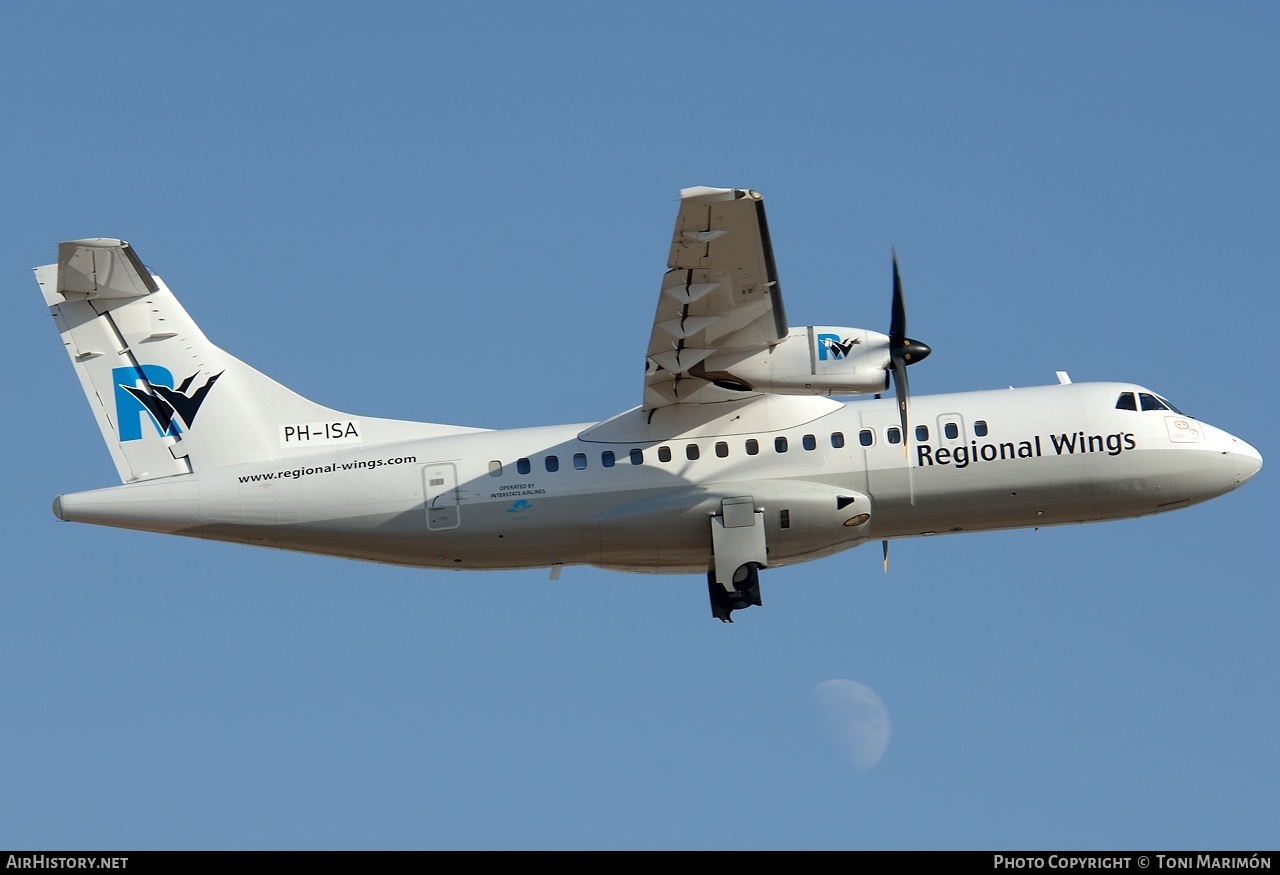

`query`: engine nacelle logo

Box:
[817,333,860,361]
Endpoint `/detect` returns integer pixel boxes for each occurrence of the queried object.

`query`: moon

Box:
[813,679,891,770]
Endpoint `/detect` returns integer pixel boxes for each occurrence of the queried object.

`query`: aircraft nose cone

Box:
[1232,438,1262,485]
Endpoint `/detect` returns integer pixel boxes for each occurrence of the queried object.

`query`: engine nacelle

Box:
[698,326,891,397]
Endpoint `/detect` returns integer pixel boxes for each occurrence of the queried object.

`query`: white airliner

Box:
[37,186,1262,621]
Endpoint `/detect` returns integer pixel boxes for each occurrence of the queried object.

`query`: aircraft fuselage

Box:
[54,381,1262,575]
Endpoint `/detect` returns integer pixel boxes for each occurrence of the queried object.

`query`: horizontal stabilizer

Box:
[54,239,158,301]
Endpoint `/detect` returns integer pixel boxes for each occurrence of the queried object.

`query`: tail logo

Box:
[113,365,223,441]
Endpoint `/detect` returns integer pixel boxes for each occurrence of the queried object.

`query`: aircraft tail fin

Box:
[37,238,476,483]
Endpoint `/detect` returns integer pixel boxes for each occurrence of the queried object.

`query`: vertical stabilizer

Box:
[37,239,479,484]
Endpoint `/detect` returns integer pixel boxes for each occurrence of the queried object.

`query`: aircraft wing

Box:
[643,187,788,409]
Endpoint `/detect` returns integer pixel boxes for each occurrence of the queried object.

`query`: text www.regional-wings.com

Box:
[238,455,418,484]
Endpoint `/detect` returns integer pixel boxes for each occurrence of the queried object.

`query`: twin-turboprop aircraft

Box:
[38,187,1262,621]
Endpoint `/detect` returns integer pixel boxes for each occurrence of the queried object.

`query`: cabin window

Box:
[887,427,901,445]
[658,445,672,463]
[715,441,729,458]
[746,439,759,456]
[915,425,929,442]
[859,429,873,447]
[602,451,616,468]
[831,432,845,448]
[488,460,503,477]
[517,457,531,475]
[629,448,644,465]
[944,422,959,440]
[802,434,816,451]
[1116,393,1137,411]
[686,444,700,460]
[775,436,789,453]
[545,455,559,472]
[573,453,587,470]
[974,420,988,437]
[1139,392,1167,412]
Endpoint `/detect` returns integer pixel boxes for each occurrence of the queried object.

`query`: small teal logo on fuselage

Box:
[506,499,534,515]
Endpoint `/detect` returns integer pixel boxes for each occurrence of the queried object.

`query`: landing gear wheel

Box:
[708,562,763,623]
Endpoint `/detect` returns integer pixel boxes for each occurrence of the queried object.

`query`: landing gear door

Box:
[710,496,767,590]
[424,462,460,531]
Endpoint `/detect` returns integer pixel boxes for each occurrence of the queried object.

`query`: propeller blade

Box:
[882,539,890,573]
[893,355,910,451]
[890,249,906,345]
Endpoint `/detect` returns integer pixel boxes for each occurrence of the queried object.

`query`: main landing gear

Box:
[707,562,763,623]
[707,495,767,623]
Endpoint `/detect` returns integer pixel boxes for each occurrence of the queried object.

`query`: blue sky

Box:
[1,2,1275,850]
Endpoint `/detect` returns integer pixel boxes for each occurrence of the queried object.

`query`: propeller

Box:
[882,251,931,567]
[888,249,931,445]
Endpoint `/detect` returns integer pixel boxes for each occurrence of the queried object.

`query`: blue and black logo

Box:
[114,365,223,441]
[817,333,859,361]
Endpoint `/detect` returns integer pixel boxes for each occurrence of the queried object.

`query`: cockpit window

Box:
[1139,392,1168,412]
[1121,390,1190,416]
